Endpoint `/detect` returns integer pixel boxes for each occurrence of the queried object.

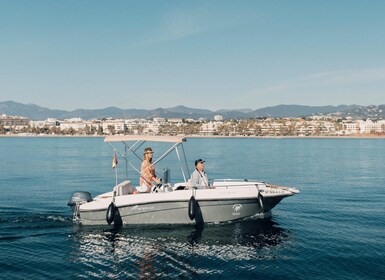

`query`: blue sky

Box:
[1,0,385,111]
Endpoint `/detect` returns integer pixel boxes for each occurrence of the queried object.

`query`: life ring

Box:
[188,196,196,220]
[106,202,116,225]
[258,193,264,212]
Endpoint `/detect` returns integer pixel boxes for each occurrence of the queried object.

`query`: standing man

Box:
[140,147,161,192]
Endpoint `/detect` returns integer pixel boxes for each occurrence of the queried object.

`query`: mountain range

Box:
[1,101,384,121]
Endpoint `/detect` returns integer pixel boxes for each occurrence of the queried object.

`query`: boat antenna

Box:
[112,150,118,187]
[106,150,119,225]
[125,145,128,179]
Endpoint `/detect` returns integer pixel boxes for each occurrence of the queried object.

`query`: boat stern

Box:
[67,191,93,222]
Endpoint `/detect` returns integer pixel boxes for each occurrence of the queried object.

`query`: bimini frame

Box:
[104,135,190,184]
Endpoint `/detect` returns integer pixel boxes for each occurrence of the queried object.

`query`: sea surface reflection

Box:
[68,219,291,279]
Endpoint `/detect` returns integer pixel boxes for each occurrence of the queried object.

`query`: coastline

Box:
[1,134,385,139]
[0,134,104,138]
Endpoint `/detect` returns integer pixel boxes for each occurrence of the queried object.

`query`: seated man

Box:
[189,159,209,189]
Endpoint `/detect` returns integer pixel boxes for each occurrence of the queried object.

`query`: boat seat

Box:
[113,180,133,196]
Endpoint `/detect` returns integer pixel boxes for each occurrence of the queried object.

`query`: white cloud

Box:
[138,4,259,44]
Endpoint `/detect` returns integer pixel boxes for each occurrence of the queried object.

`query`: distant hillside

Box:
[0,100,381,120]
[0,101,68,120]
[251,104,358,118]
[338,105,385,119]
[0,101,213,120]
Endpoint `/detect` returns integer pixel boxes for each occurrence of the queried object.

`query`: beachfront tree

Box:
[49,126,60,135]
[107,125,115,135]
[181,123,201,135]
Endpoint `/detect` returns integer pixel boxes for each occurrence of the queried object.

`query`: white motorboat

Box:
[68,136,299,226]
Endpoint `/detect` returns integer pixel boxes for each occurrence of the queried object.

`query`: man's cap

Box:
[195,159,205,166]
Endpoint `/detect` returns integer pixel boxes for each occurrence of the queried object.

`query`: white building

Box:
[214,115,224,121]
[153,118,165,123]
[168,118,183,124]
[60,118,86,131]
[200,121,223,135]
[357,119,385,134]
[102,119,126,134]
[342,121,359,135]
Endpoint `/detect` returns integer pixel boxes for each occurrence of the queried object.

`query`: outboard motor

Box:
[67,191,92,222]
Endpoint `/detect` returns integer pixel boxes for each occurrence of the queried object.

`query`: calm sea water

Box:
[1,137,384,279]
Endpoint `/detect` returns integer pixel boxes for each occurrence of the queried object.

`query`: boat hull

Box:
[77,186,292,226]
[79,198,265,225]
